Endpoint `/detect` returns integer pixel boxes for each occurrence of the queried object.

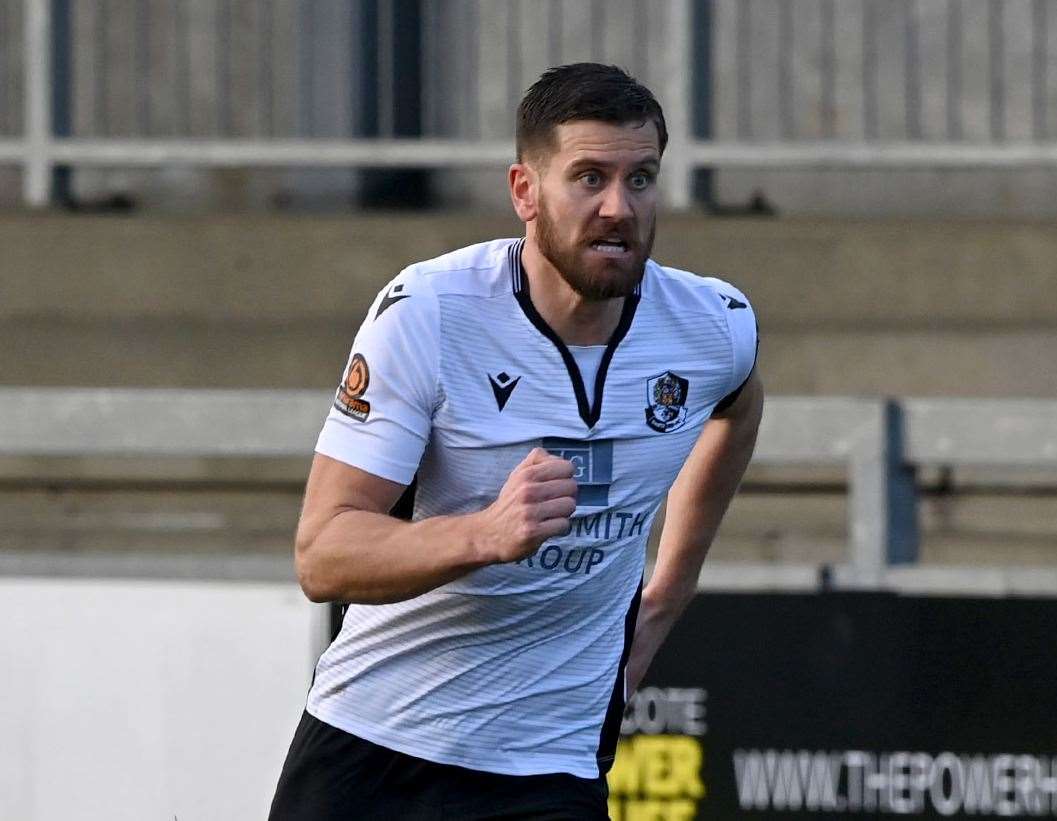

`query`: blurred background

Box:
[1,1,1056,819]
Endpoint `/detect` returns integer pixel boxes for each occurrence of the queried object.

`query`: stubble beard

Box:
[535,197,655,302]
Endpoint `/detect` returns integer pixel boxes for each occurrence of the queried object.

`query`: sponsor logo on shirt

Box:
[542,437,613,507]
[516,544,606,575]
[645,371,689,433]
[512,509,650,574]
[334,353,371,422]
[520,439,640,576]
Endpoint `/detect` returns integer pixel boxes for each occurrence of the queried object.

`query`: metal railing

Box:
[2,387,1055,594]
[6,0,1057,209]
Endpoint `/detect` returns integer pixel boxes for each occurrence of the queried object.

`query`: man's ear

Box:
[508,162,539,223]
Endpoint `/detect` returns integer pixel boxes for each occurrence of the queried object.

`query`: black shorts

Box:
[269,711,610,820]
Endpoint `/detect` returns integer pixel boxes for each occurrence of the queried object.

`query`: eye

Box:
[629,172,654,190]
[579,171,602,187]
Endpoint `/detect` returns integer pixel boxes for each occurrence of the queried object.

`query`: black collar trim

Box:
[511,240,640,428]
[508,238,526,292]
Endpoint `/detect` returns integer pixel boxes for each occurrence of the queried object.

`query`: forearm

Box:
[628,378,763,693]
[295,448,576,605]
[297,508,489,605]
[645,399,760,616]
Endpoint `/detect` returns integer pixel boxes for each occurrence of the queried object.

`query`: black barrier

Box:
[609,592,1057,820]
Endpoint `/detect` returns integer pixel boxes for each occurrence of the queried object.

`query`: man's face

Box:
[532,119,660,301]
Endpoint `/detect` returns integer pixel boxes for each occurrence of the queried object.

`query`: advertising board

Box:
[609,592,1057,819]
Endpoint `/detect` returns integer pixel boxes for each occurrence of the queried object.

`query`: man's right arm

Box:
[294,449,577,605]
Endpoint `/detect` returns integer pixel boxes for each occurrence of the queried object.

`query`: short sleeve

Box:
[711,280,758,413]
[315,269,440,484]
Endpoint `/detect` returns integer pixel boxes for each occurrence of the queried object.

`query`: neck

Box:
[520,235,626,346]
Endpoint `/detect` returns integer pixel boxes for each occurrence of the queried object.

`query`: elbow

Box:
[294,536,338,604]
[298,576,334,605]
[295,558,330,604]
[297,564,337,604]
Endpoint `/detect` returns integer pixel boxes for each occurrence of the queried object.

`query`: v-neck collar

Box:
[508,239,641,429]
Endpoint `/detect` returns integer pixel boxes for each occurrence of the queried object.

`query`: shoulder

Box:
[643,261,758,390]
[398,238,520,299]
[365,238,518,324]
[642,260,754,318]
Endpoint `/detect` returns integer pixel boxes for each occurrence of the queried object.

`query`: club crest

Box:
[645,370,689,432]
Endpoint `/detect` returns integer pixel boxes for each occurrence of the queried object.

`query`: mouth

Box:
[588,237,631,256]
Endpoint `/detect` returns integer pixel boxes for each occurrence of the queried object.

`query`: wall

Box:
[2,213,1055,398]
[0,576,325,821]
[2,212,1054,565]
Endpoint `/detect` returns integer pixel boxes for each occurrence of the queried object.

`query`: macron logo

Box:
[488,371,521,411]
[375,283,411,319]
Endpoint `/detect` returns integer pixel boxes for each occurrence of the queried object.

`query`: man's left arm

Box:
[625,369,764,695]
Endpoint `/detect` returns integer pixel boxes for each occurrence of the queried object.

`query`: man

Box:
[270,63,762,820]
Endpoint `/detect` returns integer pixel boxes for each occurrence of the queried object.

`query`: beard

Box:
[535,197,655,301]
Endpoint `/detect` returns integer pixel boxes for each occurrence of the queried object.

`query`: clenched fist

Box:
[475,448,578,564]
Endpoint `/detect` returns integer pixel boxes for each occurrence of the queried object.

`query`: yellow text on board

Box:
[607,734,705,820]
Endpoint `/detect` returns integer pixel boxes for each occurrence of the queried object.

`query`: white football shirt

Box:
[308,238,757,778]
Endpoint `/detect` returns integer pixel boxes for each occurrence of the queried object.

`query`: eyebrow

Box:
[566,156,660,173]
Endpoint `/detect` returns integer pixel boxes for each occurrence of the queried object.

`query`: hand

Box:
[475,448,578,564]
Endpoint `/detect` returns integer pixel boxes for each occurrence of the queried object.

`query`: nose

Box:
[597,181,634,221]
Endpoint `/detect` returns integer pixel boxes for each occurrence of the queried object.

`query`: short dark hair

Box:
[515,63,668,164]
